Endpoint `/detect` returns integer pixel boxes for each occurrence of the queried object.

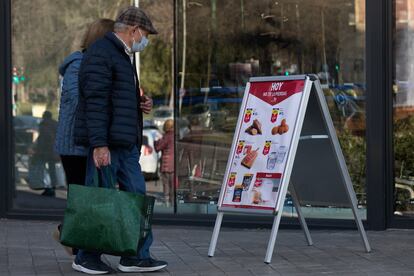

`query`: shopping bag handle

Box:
[92,166,117,189]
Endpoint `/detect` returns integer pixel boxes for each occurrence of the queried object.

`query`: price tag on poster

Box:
[218,78,307,212]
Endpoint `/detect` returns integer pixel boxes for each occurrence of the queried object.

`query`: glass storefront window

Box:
[11,0,173,212]
[140,0,174,213]
[9,0,366,219]
[393,0,414,217]
[176,0,366,219]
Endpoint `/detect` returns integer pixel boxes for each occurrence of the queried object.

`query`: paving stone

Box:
[7,266,35,274]
[1,220,414,276]
[225,272,254,276]
[170,271,199,276]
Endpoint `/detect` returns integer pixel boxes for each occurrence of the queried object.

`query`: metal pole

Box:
[208,211,223,257]
[290,184,313,246]
[179,0,187,115]
[264,211,283,264]
[349,192,371,253]
[134,0,140,80]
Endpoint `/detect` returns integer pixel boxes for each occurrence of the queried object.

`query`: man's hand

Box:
[93,146,111,168]
[140,95,153,114]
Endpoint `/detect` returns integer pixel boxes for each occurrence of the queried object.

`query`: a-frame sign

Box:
[208,75,371,264]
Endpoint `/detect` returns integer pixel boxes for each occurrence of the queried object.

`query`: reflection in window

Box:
[12,0,138,209]
[393,0,414,217]
[11,0,174,212]
[176,0,366,218]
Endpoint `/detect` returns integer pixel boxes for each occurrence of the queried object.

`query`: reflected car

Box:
[14,115,41,148]
[143,119,159,130]
[140,129,162,180]
[187,103,227,129]
[149,117,190,140]
[152,106,173,129]
[177,118,190,139]
[14,115,41,183]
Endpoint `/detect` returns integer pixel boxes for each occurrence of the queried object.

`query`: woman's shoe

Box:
[52,226,74,256]
[41,188,56,197]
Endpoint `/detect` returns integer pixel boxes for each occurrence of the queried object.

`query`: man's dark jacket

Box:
[74,32,142,149]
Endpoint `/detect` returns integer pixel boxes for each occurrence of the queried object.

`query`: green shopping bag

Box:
[60,167,155,256]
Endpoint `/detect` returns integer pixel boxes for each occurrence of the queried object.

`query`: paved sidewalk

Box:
[1,219,414,275]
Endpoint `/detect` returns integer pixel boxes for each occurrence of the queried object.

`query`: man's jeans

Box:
[76,145,153,263]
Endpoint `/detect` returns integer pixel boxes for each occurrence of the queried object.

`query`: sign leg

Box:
[349,196,372,253]
[313,78,371,253]
[208,211,224,257]
[290,185,313,246]
[264,211,283,264]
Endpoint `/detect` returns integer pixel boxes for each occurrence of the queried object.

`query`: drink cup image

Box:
[276,146,287,163]
[267,152,277,170]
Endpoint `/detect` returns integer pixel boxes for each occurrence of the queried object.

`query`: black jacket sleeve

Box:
[79,47,113,148]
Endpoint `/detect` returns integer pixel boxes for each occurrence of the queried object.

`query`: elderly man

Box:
[74,6,167,274]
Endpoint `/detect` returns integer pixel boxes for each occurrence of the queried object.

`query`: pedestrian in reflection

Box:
[74,6,167,274]
[54,18,115,255]
[35,110,58,196]
[155,119,175,207]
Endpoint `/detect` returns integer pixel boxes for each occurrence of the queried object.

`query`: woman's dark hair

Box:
[80,18,115,50]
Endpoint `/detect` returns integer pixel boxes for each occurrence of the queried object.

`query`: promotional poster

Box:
[220,80,305,210]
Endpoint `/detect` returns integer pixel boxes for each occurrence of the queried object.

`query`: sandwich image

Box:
[241,148,259,169]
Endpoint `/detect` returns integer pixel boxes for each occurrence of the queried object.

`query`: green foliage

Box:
[12,0,172,107]
[393,116,414,212]
[140,38,172,98]
[338,130,366,196]
[394,115,414,179]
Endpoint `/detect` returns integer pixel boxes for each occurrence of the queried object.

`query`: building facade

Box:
[0,0,413,230]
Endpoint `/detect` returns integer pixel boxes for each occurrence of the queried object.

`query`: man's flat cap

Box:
[116,6,158,34]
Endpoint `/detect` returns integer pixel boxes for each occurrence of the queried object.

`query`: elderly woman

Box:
[155,119,174,207]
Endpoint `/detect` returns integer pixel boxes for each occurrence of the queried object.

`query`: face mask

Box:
[131,28,149,52]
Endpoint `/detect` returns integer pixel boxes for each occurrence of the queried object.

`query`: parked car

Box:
[152,106,173,130]
[140,128,162,180]
[186,103,228,129]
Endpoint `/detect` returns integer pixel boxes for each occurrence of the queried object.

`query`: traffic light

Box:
[12,67,19,84]
[335,64,340,71]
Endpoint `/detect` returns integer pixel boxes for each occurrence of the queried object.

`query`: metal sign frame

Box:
[208,75,371,264]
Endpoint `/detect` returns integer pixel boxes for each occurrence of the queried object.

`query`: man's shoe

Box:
[72,255,112,275]
[118,257,168,273]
